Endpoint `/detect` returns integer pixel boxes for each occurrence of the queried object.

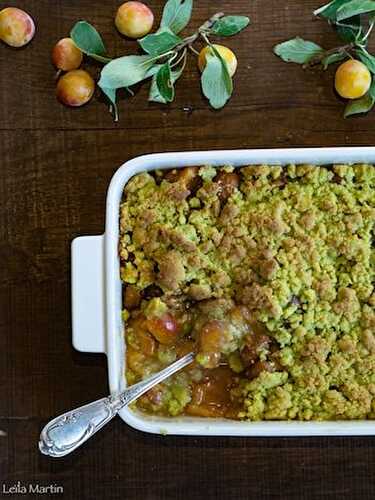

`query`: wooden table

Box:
[1,1,374,498]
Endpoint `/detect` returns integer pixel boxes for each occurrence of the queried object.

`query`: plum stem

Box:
[188,45,200,56]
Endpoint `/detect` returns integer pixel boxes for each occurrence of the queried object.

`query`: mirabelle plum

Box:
[146,313,180,345]
[52,38,83,71]
[214,171,240,201]
[335,59,371,99]
[198,44,238,77]
[186,367,235,417]
[246,360,276,380]
[240,333,271,366]
[176,340,196,358]
[137,330,156,356]
[126,346,146,374]
[164,167,201,193]
[115,1,154,39]
[56,69,95,107]
[124,285,141,310]
[0,7,35,47]
[196,320,227,369]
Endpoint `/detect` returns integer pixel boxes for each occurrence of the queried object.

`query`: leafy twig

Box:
[71,2,250,120]
[303,43,354,67]
[273,0,375,117]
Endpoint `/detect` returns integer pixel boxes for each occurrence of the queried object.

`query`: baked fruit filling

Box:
[120,164,375,420]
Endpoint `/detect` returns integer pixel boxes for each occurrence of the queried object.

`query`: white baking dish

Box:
[72,147,375,436]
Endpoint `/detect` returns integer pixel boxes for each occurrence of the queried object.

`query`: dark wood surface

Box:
[1,1,374,498]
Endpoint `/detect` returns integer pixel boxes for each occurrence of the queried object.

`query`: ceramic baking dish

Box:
[72,147,375,436]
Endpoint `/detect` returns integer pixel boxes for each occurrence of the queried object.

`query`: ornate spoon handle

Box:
[39,352,194,458]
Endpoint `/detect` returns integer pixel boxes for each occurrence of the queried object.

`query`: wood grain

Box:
[0,1,374,499]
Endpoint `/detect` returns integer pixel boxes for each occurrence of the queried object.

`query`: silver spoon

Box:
[39,352,195,458]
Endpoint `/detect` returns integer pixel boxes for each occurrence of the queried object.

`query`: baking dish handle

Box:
[71,235,106,354]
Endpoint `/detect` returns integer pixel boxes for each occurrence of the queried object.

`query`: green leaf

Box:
[273,37,324,64]
[71,21,110,63]
[337,0,375,21]
[101,87,118,122]
[210,44,233,94]
[322,51,347,69]
[315,0,365,42]
[344,93,374,117]
[160,0,193,34]
[369,79,375,99]
[98,55,155,90]
[211,16,250,37]
[145,64,163,78]
[201,53,232,110]
[154,63,175,102]
[334,17,363,43]
[314,0,350,20]
[356,48,375,73]
[149,65,184,103]
[139,28,182,56]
